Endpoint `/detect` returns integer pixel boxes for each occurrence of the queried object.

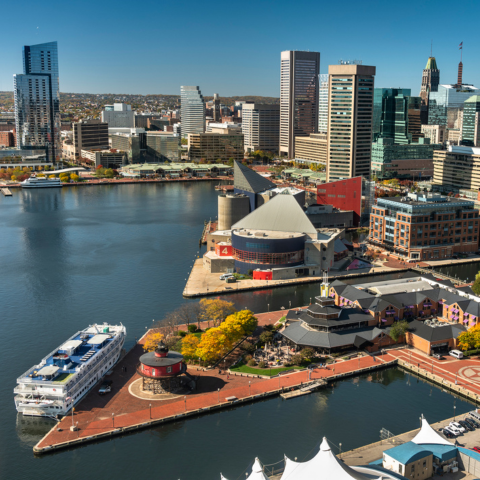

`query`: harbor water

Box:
[0,183,475,480]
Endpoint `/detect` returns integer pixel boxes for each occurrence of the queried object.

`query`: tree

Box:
[472,272,480,295]
[389,320,409,342]
[259,331,274,345]
[71,173,79,182]
[181,334,200,358]
[220,310,258,339]
[196,327,233,363]
[105,168,114,178]
[291,354,303,366]
[143,332,164,352]
[199,298,236,327]
[181,138,188,145]
[11,175,16,181]
[299,347,315,362]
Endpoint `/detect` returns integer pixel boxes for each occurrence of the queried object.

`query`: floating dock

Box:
[1,188,12,196]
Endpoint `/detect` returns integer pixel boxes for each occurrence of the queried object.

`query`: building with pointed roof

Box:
[420,57,440,108]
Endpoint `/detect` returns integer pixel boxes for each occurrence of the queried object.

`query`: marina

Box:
[1,182,480,480]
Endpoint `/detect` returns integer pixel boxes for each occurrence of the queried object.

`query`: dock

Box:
[1,187,12,196]
[280,379,327,399]
[32,343,397,455]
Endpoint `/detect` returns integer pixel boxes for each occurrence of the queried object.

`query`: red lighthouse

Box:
[138,341,186,394]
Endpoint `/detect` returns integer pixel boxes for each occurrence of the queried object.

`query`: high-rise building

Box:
[101,103,134,128]
[213,93,221,122]
[280,50,320,158]
[428,84,480,128]
[294,133,327,165]
[14,41,60,162]
[326,64,376,182]
[433,146,480,191]
[145,132,180,162]
[420,57,440,106]
[180,86,206,139]
[318,74,329,133]
[242,103,280,153]
[188,132,244,163]
[407,96,424,143]
[73,120,109,160]
[462,95,480,147]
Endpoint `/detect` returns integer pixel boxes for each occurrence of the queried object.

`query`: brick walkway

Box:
[35,345,389,451]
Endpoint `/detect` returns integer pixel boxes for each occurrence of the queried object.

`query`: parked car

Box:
[473,446,480,453]
[449,421,465,433]
[466,417,480,428]
[459,420,474,431]
[99,380,113,395]
[449,349,464,359]
[443,429,455,439]
[432,353,444,360]
[219,273,234,280]
[443,426,458,437]
[470,411,480,422]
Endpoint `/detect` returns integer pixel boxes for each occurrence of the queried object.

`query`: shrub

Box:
[299,347,315,362]
[263,324,274,332]
[258,361,266,368]
[247,359,257,367]
[291,354,303,366]
[178,330,187,337]
[241,341,255,353]
[244,355,253,362]
[463,349,480,357]
[283,361,292,367]
[188,324,198,333]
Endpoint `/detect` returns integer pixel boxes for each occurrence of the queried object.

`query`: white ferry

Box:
[14,323,126,417]
[21,176,62,188]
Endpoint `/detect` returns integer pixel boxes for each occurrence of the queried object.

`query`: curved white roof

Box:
[280,438,372,480]
[247,458,269,480]
[411,417,453,447]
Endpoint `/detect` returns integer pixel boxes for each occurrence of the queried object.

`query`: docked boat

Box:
[21,176,62,188]
[14,323,126,417]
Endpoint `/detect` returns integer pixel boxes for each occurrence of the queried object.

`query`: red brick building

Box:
[0,131,15,147]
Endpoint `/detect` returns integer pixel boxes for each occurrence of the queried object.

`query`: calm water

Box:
[0,183,474,480]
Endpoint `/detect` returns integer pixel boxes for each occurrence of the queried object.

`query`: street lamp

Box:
[249,381,251,396]
[268,303,270,312]
[454,405,456,421]
[184,396,187,412]
[339,443,342,455]
[455,371,458,385]
[112,412,115,428]
[217,388,220,403]
[149,403,152,419]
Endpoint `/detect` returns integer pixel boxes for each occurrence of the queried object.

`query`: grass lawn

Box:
[230,361,309,376]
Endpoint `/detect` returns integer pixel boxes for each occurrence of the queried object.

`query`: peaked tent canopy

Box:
[411,417,453,447]
[232,194,317,235]
[234,161,276,194]
[247,458,269,480]
[280,438,373,480]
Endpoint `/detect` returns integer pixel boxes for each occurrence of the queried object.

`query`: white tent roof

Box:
[280,438,372,480]
[247,458,269,480]
[411,416,453,446]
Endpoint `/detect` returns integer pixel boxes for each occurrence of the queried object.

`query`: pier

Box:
[1,187,12,196]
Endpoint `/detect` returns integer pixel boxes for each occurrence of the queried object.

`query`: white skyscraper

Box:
[180,86,205,139]
[318,74,329,133]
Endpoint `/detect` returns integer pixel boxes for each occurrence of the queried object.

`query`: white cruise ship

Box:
[21,176,62,188]
[14,323,126,417]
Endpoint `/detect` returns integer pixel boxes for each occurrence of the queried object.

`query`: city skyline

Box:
[0,0,478,97]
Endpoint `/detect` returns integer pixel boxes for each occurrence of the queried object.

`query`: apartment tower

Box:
[318,74,329,133]
[280,50,320,158]
[326,63,376,182]
[14,41,60,162]
[242,103,280,153]
[180,86,206,139]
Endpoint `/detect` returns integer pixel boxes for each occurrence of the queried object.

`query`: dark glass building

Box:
[461,95,480,147]
[14,41,60,162]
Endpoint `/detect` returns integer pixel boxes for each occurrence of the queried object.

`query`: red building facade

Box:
[317,177,362,226]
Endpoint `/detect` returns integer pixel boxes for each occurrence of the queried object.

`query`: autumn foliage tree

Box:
[142,332,164,352]
[195,310,257,364]
[458,325,480,351]
[181,334,200,359]
[199,298,236,327]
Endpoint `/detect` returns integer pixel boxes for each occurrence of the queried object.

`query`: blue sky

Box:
[0,0,478,97]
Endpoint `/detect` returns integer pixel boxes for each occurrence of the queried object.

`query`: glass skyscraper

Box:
[372,88,411,142]
[180,86,205,139]
[318,74,329,133]
[14,41,60,162]
[428,85,480,128]
[462,95,480,147]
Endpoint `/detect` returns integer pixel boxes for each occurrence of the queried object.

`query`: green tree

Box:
[389,320,409,342]
[105,168,114,178]
[299,347,315,362]
[181,138,188,146]
[472,272,480,295]
[259,331,274,345]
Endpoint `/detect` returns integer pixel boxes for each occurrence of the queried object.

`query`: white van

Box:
[470,410,480,422]
[449,349,464,359]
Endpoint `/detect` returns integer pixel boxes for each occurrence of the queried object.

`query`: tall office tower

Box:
[242,103,280,153]
[318,74,329,133]
[407,96,424,143]
[180,86,206,139]
[280,50,320,158]
[420,57,440,106]
[461,95,480,146]
[213,93,221,122]
[372,88,411,142]
[326,63,376,182]
[14,41,60,162]
[101,103,134,128]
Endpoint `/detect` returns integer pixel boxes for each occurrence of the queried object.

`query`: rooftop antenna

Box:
[430,40,432,57]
